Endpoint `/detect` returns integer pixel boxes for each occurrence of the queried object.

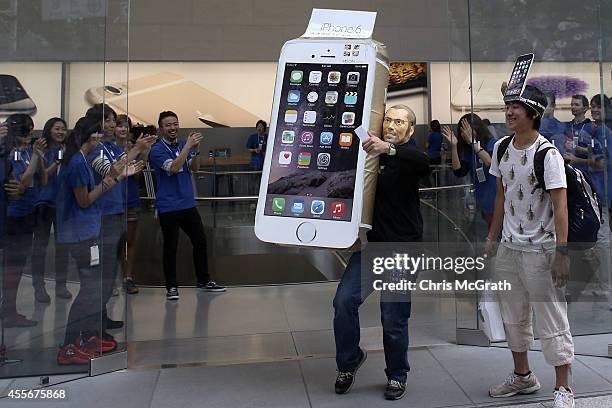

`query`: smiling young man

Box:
[486,85,575,408]
[564,95,593,174]
[149,111,225,300]
[333,105,430,401]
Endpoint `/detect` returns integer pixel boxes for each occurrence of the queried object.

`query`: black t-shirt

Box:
[367,143,430,243]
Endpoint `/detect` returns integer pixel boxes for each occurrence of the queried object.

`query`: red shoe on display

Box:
[78,335,117,354]
[57,344,92,365]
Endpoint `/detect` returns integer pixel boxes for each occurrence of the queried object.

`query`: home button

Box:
[296,222,316,243]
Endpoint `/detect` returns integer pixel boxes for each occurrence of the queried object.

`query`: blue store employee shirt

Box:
[246,133,266,170]
[427,131,443,160]
[88,142,126,216]
[594,124,612,206]
[8,147,39,217]
[56,152,101,244]
[36,146,62,208]
[127,174,140,208]
[149,139,197,214]
[464,138,497,216]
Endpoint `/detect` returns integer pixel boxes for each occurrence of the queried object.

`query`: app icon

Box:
[278,151,292,165]
[311,200,325,215]
[303,111,317,124]
[309,71,322,83]
[317,153,331,167]
[339,133,353,147]
[322,109,337,125]
[287,90,300,103]
[307,91,318,103]
[325,91,338,104]
[291,199,305,214]
[354,45,360,50]
[347,72,360,84]
[352,50,359,56]
[343,51,351,57]
[344,44,352,50]
[272,198,285,212]
[320,132,333,145]
[328,71,341,84]
[331,201,345,217]
[281,130,295,144]
[341,112,355,126]
[290,70,303,83]
[344,92,358,105]
[298,152,311,166]
[301,131,314,144]
[285,110,298,123]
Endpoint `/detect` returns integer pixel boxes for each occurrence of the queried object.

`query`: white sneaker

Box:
[552,386,574,408]
[489,371,541,398]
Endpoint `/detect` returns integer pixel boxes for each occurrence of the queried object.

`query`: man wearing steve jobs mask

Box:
[333,104,430,400]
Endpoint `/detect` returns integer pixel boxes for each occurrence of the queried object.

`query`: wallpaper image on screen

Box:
[264,62,369,222]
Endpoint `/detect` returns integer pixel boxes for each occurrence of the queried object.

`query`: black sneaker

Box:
[105,318,124,330]
[34,286,51,303]
[334,348,367,395]
[384,379,407,400]
[197,281,226,293]
[166,287,179,300]
[124,278,139,294]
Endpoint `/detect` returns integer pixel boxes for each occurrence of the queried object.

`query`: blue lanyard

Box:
[161,139,180,157]
[572,122,587,137]
[102,143,117,162]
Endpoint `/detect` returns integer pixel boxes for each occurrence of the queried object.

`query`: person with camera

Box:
[150,111,225,301]
[31,117,72,303]
[87,109,155,330]
[1,114,47,327]
[56,115,143,365]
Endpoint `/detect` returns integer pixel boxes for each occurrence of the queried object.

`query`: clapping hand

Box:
[186,132,203,149]
[441,125,458,147]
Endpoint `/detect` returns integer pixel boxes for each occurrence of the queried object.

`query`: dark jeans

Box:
[100,214,123,323]
[63,240,102,345]
[158,206,209,289]
[333,251,412,382]
[31,205,69,288]
[1,214,35,316]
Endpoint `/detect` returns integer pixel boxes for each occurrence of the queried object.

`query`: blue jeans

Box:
[333,251,412,382]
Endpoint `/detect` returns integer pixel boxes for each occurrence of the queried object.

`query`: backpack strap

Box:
[533,140,556,192]
[496,135,513,165]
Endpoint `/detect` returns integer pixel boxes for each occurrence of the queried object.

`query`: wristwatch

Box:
[388,143,397,156]
[555,245,569,255]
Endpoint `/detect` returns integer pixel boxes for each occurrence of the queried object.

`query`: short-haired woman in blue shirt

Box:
[31,117,72,303]
[56,115,142,365]
[0,114,47,327]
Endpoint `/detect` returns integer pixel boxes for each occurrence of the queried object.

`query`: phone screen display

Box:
[264,62,369,222]
[505,54,534,98]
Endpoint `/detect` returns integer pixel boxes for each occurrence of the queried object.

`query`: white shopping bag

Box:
[478,283,506,342]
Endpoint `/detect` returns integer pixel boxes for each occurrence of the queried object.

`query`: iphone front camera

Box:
[311,54,315,58]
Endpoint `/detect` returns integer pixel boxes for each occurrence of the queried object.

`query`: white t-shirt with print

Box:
[489,134,566,247]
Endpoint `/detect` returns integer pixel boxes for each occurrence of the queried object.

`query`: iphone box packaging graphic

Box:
[255,9,389,249]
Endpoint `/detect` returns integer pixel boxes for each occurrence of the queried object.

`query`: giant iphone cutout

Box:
[255,20,389,249]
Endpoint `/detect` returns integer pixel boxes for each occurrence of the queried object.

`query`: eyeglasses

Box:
[383,117,408,126]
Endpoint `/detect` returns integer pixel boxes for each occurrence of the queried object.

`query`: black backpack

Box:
[496,135,602,249]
